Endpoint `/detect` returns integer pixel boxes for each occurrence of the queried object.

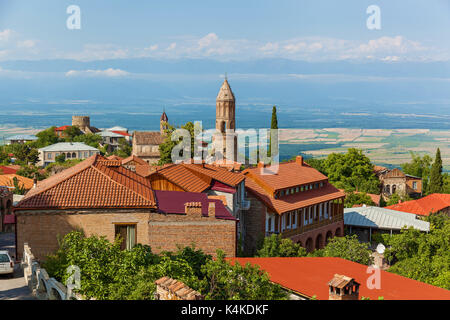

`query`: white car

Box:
[0,250,14,277]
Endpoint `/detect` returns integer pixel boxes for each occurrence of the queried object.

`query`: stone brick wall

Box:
[15,209,152,261]
[15,208,236,260]
[241,193,266,256]
[148,212,236,258]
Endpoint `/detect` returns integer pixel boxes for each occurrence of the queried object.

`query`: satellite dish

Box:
[376,243,386,254]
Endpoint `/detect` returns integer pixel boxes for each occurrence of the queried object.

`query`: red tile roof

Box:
[111,130,131,137]
[149,163,245,193]
[55,125,71,131]
[244,160,328,192]
[229,257,450,300]
[183,163,245,187]
[121,155,148,166]
[15,154,156,210]
[154,190,235,220]
[0,174,34,190]
[386,193,450,216]
[106,155,124,161]
[245,177,344,215]
[0,166,18,175]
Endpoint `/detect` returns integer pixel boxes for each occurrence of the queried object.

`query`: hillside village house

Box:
[242,156,346,254]
[374,167,422,200]
[97,130,124,152]
[147,162,247,236]
[344,206,430,243]
[5,134,38,145]
[13,155,237,260]
[38,142,100,167]
[132,112,168,164]
[229,257,450,300]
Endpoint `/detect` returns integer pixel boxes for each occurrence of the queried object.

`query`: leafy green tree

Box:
[12,176,27,195]
[11,144,39,165]
[55,153,66,163]
[268,106,278,158]
[63,126,83,141]
[309,235,373,265]
[401,152,433,194]
[305,158,326,175]
[344,192,376,208]
[113,138,132,158]
[257,234,307,257]
[33,127,60,148]
[386,193,412,206]
[428,148,443,194]
[158,122,196,165]
[384,214,450,289]
[16,165,47,181]
[313,149,380,194]
[199,250,287,300]
[73,133,102,149]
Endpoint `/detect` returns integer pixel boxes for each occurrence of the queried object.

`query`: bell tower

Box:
[160,110,168,135]
[215,76,237,161]
[216,76,235,133]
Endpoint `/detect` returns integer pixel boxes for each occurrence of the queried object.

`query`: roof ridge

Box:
[92,162,154,204]
[20,155,99,202]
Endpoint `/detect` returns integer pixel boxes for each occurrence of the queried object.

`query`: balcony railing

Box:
[280,213,344,238]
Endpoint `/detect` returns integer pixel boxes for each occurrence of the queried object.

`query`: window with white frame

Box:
[304,208,308,225]
[319,203,323,220]
[329,201,333,219]
[324,202,328,219]
[281,213,286,231]
[309,207,313,224]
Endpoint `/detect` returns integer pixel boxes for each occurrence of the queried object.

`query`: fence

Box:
[22,243,82,300]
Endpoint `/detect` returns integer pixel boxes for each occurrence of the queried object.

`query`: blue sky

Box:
[0,0,450,62]
[0,0,449,120]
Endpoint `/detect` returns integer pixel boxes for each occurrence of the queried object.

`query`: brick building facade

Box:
[242,156,345,254]
[14,155,237,260]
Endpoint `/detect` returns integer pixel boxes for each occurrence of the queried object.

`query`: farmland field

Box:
[279,129,450,172]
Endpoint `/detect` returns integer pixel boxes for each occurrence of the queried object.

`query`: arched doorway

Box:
[335,227,342,237]
[305,238,313,253]
[315,233,324,249]
[325,230,333,245]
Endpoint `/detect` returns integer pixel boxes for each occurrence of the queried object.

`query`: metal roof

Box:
[38,142,99,152]
[344,206,430,232]
[6,135,37,141]
[97,131,124,138]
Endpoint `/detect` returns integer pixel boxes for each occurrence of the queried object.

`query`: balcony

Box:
[281,213,343,238]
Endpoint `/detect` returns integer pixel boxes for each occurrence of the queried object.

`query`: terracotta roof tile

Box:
[133,131,164,145]
[121,155,148,166]
[229,257,450,300]
[15,155,156,210]
[245,177,344,214]
[0,166,19,175]
[183,163,244,187]
[152,164,211,193]
[0,174,34,190]
[244,160,328,191]
[386,193,450,216]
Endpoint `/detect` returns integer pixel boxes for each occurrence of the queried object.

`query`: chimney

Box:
[328,274,360,300]
[33,177,37,189]
[296,155,303,165]
[257,162,264,169]
[184,202,202,217]
[208,202,215,217]
[154,277,204,300]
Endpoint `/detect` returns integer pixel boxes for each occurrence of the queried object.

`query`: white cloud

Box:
[0,29,12,42]
[65,68,130,77]
[145,44,158,51]
[17,40,36,48]
[166,42,177,51]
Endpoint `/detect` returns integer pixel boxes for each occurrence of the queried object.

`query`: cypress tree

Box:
[269,106,278,159]
[428,148,443,194]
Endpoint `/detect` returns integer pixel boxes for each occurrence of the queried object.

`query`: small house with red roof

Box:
[386,193,450,216]
[229,257,450,300]
[13,155,237,260]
